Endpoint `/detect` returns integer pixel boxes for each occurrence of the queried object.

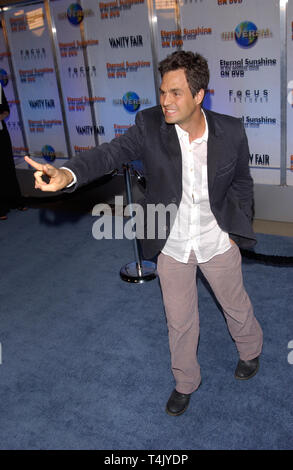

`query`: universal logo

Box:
[229,89,269,103]
[222,21,272,47]
[41,145,56,163]
[113,92,151,113]
[58,4,94,25]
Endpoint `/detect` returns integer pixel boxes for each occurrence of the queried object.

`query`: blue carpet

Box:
[0,207,293,450]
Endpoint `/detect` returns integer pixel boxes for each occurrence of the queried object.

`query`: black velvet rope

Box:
[240,249,293,266]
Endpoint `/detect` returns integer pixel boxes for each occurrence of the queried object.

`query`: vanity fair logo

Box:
[28,99,55,109]
[109,35,143,48]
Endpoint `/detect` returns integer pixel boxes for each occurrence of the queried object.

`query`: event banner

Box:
[82,0,157,145]
[0,20,27,166]
[287,0,293,186]
[4,3,68,167]
[49,0,98,156]
[177,0,281,185]
[155,0,179,63]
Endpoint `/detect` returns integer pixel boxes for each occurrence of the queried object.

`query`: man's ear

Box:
[194,89,205,105]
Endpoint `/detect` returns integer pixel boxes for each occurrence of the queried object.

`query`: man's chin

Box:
[164,114,177,124]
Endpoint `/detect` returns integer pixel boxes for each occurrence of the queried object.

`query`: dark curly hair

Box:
[158,50,210,97]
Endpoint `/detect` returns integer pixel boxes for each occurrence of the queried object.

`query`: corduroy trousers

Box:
[157,243,263,394]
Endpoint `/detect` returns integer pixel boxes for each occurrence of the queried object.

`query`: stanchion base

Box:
[120,261,157,283]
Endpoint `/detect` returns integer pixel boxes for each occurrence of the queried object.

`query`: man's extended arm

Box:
[25,112,145,192]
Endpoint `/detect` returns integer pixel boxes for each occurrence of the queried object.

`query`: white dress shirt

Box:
[162,111,231,264]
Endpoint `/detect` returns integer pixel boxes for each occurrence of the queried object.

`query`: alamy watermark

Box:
[92,195,179,240]
[91,195,218,241]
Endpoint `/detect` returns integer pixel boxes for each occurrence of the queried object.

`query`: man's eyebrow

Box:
[159,87,182,93]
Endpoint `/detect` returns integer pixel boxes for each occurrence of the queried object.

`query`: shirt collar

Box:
[175,109,209,144]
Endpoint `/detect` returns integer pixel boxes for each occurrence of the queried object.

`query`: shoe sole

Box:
[165,403,189,417]
[234,361,259,380]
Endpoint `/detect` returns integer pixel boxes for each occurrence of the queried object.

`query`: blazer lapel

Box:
[160,119,182,184]
[159,108,223,194]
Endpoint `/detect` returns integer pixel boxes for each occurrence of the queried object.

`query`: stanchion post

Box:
[120,163,157,283]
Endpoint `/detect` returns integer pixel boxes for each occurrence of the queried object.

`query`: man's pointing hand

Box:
[24,156,73,192]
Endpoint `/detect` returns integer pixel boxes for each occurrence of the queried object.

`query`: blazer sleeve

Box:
[63,111,145,190]
[231,123,254,221]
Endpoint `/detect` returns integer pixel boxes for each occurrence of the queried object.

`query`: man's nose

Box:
[161,92,172,107]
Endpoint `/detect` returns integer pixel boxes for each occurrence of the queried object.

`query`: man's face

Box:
[159,68,202,129]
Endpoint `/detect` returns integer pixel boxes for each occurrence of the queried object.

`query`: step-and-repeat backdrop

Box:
[287,0,293,186]
[0,0,291,185]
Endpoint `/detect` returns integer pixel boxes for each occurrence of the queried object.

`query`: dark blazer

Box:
[65,105,256,259]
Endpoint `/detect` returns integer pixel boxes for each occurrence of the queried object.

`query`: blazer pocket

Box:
[216,159,237,177]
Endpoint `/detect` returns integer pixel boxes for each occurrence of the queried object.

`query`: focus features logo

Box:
[229,89,269,103]
[20,48,46,60]
[68,66,97,78]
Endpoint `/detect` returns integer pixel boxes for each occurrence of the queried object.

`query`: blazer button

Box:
[171,197,177,203]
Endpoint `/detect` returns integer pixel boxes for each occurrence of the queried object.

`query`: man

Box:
[25,51,263,416]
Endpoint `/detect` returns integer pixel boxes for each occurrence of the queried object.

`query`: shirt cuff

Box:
[60,167,77,188]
